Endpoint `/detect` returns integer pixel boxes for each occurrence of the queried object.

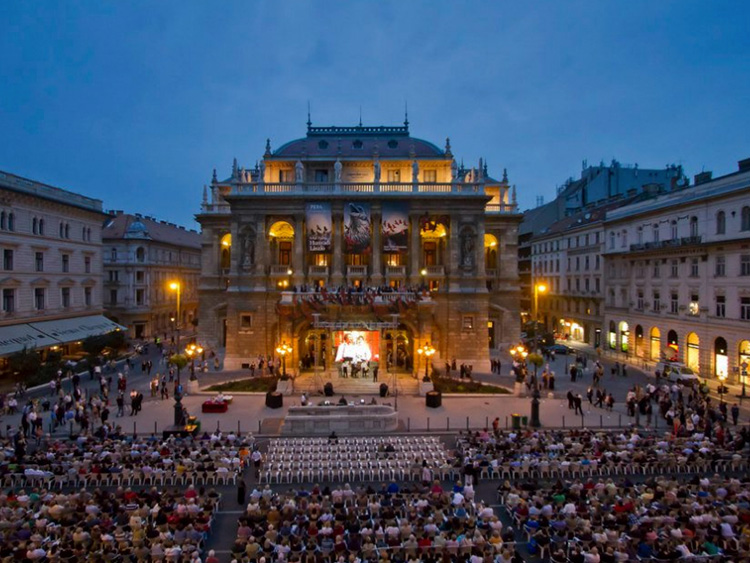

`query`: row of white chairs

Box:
[258,458,454,484]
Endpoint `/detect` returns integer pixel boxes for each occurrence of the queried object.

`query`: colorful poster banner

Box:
[344,202,372,254]
[305,202,332,252]
[381,201,410,253]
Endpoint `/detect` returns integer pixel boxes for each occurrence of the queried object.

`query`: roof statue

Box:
[502,168,508,183]
[444,137,452,157]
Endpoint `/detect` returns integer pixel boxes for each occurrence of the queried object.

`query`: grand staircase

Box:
[294,370,419,396]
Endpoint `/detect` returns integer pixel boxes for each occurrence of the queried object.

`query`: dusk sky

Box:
[2,1,748,228]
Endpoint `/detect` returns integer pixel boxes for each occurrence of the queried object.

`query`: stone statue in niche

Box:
[295,160,304,183]
[412,159,419,183]
[461,231,475,268]
[241,231,255,268]
[334,159,342,183]
[373,158,381,183]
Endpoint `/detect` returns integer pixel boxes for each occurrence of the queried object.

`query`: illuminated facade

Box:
[197,120,521,375]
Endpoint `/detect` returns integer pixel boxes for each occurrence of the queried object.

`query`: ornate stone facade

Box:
[197,121,521,373]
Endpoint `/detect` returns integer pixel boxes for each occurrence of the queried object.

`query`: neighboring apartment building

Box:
[102,212,201,340]
[0,170,120,370]
[602,160,750,382]
[520,161,684,322]
[197,118,522,373]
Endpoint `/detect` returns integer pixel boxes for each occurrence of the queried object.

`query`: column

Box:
[331,208,344,286]
[448,215,460,291]
[475,216,486,279]
[409,213,421,286]
[229,220,240,276]
[292,213,304,286]
[371,208,383,285]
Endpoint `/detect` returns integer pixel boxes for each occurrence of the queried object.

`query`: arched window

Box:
[219,233,232,271]
[742,206,750,231]
[38,219,44,235]
[690,216,698,237]
[7,213,14,231]
[715,337,729,377]
[32,217,38,235]
[0,211,5,230]
[716,210,726,234]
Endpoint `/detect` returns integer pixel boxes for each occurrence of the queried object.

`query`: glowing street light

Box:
[185,343,204,381]
[169,281,181,347]
[533,283,547,351]
[417,342,436,379]
[275,342,293,377]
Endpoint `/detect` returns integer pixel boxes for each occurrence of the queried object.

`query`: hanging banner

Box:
[381,201,410,253]
[305,202,332,252]
[344,202,372,254]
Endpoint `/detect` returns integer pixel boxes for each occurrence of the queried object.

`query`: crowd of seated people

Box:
[231,481,517,563]
[0,484,221,561]
[501,474,750,561]
[454,427,750,482]
[0,431,254,490]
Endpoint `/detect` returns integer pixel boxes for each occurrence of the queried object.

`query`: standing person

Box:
[732,403,740,426]
[237,479,247,506]
[574,393,584,416]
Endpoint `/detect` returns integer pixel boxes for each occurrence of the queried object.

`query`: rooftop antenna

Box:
[404,101,409,129]
[359,106,362,127]
[307,101,312,128]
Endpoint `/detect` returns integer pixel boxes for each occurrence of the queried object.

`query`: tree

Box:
[169,354,188,378]
[7,348,42,383]
[527,353,544,377]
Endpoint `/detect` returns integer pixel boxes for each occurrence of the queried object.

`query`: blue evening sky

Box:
[1,1,748,228]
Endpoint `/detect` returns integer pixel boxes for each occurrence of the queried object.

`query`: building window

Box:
[742,206,750,231]
[595,278,600,292]
[136,289,145,306]
[670,260,679,278]
[32,217,38,234]
[716,295,726,318]
[2,249,13,271]
[741,297,750,321]
[1,288,14,313]
[110,248,117,261]
[653,224,660,243]
[34,288,45,310]
[84,256,91,274]
[716,211,726,234]
[653,262,660,278]
[637,226,643,244]
[110,289,117,305]
[84,287,92,307]
[608,232,615,250]
[670,221,678,240]
[0,211,5,230]
[136,247,145,262]
[38,219,44,235]
[7,213,14,231]
[637,291,644,311]
[109,270,119,282]
[715,255,726,277]
[313,169,328,182]
[653,291,661,312]
[690,258,699,277]
[462,316,474,331]
[741,255,750,276]
[670,293,678,314]
[423,170,437,183]
[315,254,330,267]
[62,254,70,273]
[690,216,698,237]
[688,294,700,316]
[136,271,145,283]
[35,252,44,272]
[61,287,71,308]
[64,224,70,238]
[239,314,253,331]
[387,169,401,183]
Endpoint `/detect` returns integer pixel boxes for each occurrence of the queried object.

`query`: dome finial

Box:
[307,101,312,129]
[404,100,409,129]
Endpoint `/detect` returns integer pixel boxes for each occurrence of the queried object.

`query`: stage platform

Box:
[294,369,419,396]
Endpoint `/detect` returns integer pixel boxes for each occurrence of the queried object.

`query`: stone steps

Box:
[295,372,419,396]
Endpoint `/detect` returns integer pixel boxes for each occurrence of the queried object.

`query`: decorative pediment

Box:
[29,277,51,286]
[57,277,76,286]
[0,277,21,287]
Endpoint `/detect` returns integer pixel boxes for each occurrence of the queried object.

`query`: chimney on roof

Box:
[738,158,750,172]
[694,171,712,185]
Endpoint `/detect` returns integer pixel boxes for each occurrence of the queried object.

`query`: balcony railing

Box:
[424,265,445,276]
[270,265,292,276]
[347,265,368,277]
[629,235,703,252]
[229,181,484,196]
[385,266,406,277]
[308,266,329,277]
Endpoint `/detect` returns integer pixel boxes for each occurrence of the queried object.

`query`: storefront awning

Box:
[0,324,61,357]
[28,315,126,344]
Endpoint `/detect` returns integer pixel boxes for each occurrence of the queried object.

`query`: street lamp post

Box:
[275,342,292,377]
[719,371,728,405]
[417,342,436,380]
[533,283,547,352]
[185,343,204,381]
[169,281,181,350]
